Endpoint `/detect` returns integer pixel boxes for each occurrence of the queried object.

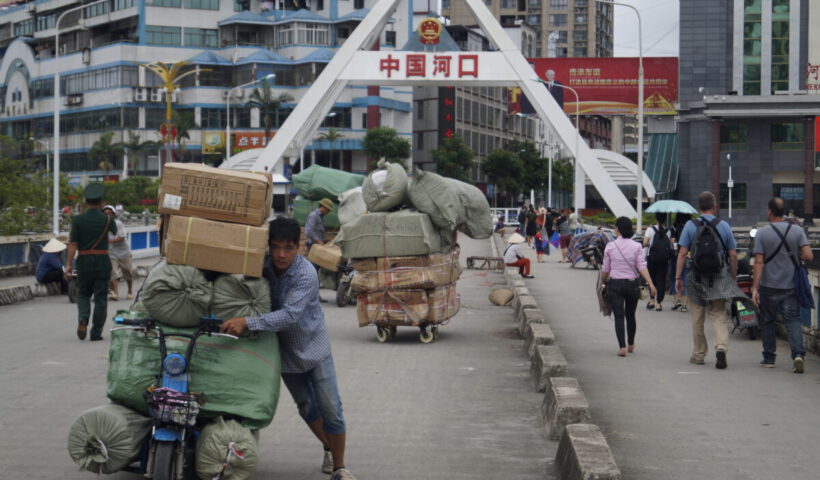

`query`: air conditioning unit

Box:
[62,94,83,106]
[133,87,148,102]
[150,88,163,102]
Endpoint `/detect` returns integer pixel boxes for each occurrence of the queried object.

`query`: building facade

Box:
[0,0,422,183]
[677,0,820,225]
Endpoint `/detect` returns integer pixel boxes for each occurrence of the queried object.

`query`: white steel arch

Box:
[227,0,641,218]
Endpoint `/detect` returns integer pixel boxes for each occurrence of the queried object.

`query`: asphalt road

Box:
[523,246,820,480]
[0,237,554,480]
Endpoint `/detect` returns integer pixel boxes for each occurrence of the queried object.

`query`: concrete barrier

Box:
[542,377,592,441]
[530,345,568,392]
[525,322,555,359]
[518,307,546,337]
[0,285,34,306]
[514,295,538,321]
[555,424,622,480]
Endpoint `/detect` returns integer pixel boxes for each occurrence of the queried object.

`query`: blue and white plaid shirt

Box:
[246,254,331,373]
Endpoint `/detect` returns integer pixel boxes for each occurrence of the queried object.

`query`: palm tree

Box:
[122,130,160,175]
[246,79,293,141]
[316,127,344,169]
[171,110,198,162]
[89,132,124,176]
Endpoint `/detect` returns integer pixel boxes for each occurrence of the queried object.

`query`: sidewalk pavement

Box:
[519,241,820,480]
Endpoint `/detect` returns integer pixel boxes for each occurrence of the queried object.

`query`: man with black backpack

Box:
[751,197,813,374]
[644,212,674,311]
[675,192,739,369]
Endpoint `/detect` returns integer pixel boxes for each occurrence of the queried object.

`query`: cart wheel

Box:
[431,326,439,340]
[389,326,397,338]
[419,329,434,343]
[376,327,390,343]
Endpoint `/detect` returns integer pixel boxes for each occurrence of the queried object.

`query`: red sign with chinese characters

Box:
[379,53,479,79]
[438,87,456,143]
[233,132,274,150]
[528,57,679,115]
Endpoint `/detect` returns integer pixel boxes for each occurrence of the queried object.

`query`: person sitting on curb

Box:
[35,238,68,294]
[503,233,534,278]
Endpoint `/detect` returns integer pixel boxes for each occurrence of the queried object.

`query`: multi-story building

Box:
[677,0,820,225]
[0,0,422,182]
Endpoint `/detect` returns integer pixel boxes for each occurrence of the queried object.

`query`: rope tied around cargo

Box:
[211,441,245,480]
[182,216,194,264]
[242,225,251,275]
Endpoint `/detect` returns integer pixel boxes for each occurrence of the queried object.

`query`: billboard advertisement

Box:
[527,57,679,115]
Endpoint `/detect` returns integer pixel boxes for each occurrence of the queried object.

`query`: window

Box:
[573,30,585,42]
[771,0,789,93]
[743,0,762,95]
[184,0,218,9]
[441,0,449,8]
[151,0,181,7]
[556,47,567,57]
[113,0,136,10]
[35,13,56,31]
[385,30,396,46]
[417,131,424,149]
[574,14,586,24]
[719,124,748,150]
[146,26,181,45]
[771,122,804,150]
[184,28,217,47]
[234,0,249,11]
[354,0,364,9]
[84,2,108,18]
[549,14,567,27]
[277,24,293,46]
[527,15,540,25]
[549,0,567,8]
[14,19,33,36]
[501,0,516,8]
[297,23,329,45]
[573,47,587,56]
[316,0,324,9]
[557,30,568,43]
[200,108,227,129]
[528,0,540,7]
[417,100,424,119]
[719,183,747,209]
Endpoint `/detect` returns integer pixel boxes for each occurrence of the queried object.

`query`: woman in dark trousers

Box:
[600,217,657,356]
[643,212,673,311]
[525,205,538,247]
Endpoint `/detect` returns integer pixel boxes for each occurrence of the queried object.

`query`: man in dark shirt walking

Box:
[65,183,117,341]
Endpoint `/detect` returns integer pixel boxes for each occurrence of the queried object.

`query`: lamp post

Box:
[226,73,275,164]
[727,153,733,224]
[53,4,86,235]
[597,0,644,233]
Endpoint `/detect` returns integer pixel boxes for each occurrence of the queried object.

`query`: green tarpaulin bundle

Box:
[446,178,493,239]
[333,210,442,259]
[361,160,408,212]
[196,417,258,480]
[211,275,271,320]
[141,261,212,327]
[338,187,367,226]
[293,196,340,229]
[407,170,460,232]
[107,311,281,430]
[293,164,365,201]
[67,404,151,474]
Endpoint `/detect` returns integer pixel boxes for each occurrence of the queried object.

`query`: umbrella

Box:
[568,230,615,266]
[645,200,697,214]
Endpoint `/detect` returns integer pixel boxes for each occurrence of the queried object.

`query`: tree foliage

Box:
[316,127,344,168]
[483,148,524,197]
[432,135,474,182]
[89,131,123,173]
[103,176,160,209]
[505,140,549,192]
[247,80,294,141]
[362,126,411,170]
[122,130,160,175]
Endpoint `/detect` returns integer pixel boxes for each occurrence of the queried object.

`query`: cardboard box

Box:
[164,215,268,277]
[350,262,461,293]
[355,290,429,327]
[427,284,460,323]
[350,250,460,272]
[158,163,272,226]
[307,244,342,272]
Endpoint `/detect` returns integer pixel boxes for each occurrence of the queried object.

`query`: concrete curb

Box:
[489,233,622,480]
[0,285,34,306]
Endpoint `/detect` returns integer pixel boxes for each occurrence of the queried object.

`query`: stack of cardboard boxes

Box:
[158,163,272,277]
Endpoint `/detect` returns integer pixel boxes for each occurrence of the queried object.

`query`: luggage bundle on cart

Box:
[68,163,280,479]
[330,160,492,343]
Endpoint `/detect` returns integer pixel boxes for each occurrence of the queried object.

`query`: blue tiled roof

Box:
[187,50,233,65]
[268,8,332,24]
[236,49,292,65]
[218,11,276,26]
[293,48,335,64]
[336,8,369,22]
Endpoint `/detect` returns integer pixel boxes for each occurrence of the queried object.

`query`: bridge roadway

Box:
[0,236,553,480]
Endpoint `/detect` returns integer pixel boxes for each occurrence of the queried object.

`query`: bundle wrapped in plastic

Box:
[446,178,493,239]
[293,164,365,201]
[337,187,367,226]
[141,261,212,327]
[356,289,430,327]
[334,210,442,259]
[196,417,258,480]
[350,251,461,293]
[67,404,151,474]
[211,275,271,320]
[361,160,408,212]
[406,170,460,231]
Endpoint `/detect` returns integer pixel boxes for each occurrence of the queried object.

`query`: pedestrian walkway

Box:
[522,244,820,480]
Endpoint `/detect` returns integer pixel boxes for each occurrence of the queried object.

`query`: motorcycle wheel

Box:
[67,279,77,304]
[336,281,350,307]
[152,441,177,480]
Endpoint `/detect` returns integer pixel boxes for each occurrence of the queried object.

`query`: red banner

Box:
[527,57,678,115]
[233,132,273,150]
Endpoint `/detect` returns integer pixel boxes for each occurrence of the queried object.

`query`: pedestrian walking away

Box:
[102,205,134,301]
[65,183,117,341]
[675,191,742,369]
[600,217,657,357]
[669,214,692,312]
[644,212,674,311]
[556,209,573,263]
[525,205,538,247]
[503,233,534,278]
[220,217,360,480]
[751,197,813,373]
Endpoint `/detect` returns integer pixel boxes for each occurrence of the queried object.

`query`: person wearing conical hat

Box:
[35,238,68,294]
[66,183,117,342]
[503,233,534,278]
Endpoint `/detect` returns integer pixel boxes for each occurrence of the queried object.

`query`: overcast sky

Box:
[612,0,679,57]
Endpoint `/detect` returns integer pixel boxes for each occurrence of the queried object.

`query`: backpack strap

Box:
[767,223,799,268]
[708,217,729,259]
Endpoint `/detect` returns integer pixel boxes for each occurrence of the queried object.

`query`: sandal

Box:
[646,302,655,310]
[655,305,662,312]
[628,345,636,353]
[680,305,688,312]
[617,348,627,357]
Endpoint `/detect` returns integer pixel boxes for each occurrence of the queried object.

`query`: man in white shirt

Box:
[103,205,134,301]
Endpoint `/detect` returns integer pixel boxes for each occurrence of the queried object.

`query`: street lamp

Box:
[532,76,581,215]
[727,153,733,224]
[226,73,275,164]
[597,0,644,233]
[53,4,86,235]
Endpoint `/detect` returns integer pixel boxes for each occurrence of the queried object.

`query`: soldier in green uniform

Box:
[65,183,117,341]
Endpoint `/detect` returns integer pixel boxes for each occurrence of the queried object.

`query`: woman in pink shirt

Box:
[600,217,657,357]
